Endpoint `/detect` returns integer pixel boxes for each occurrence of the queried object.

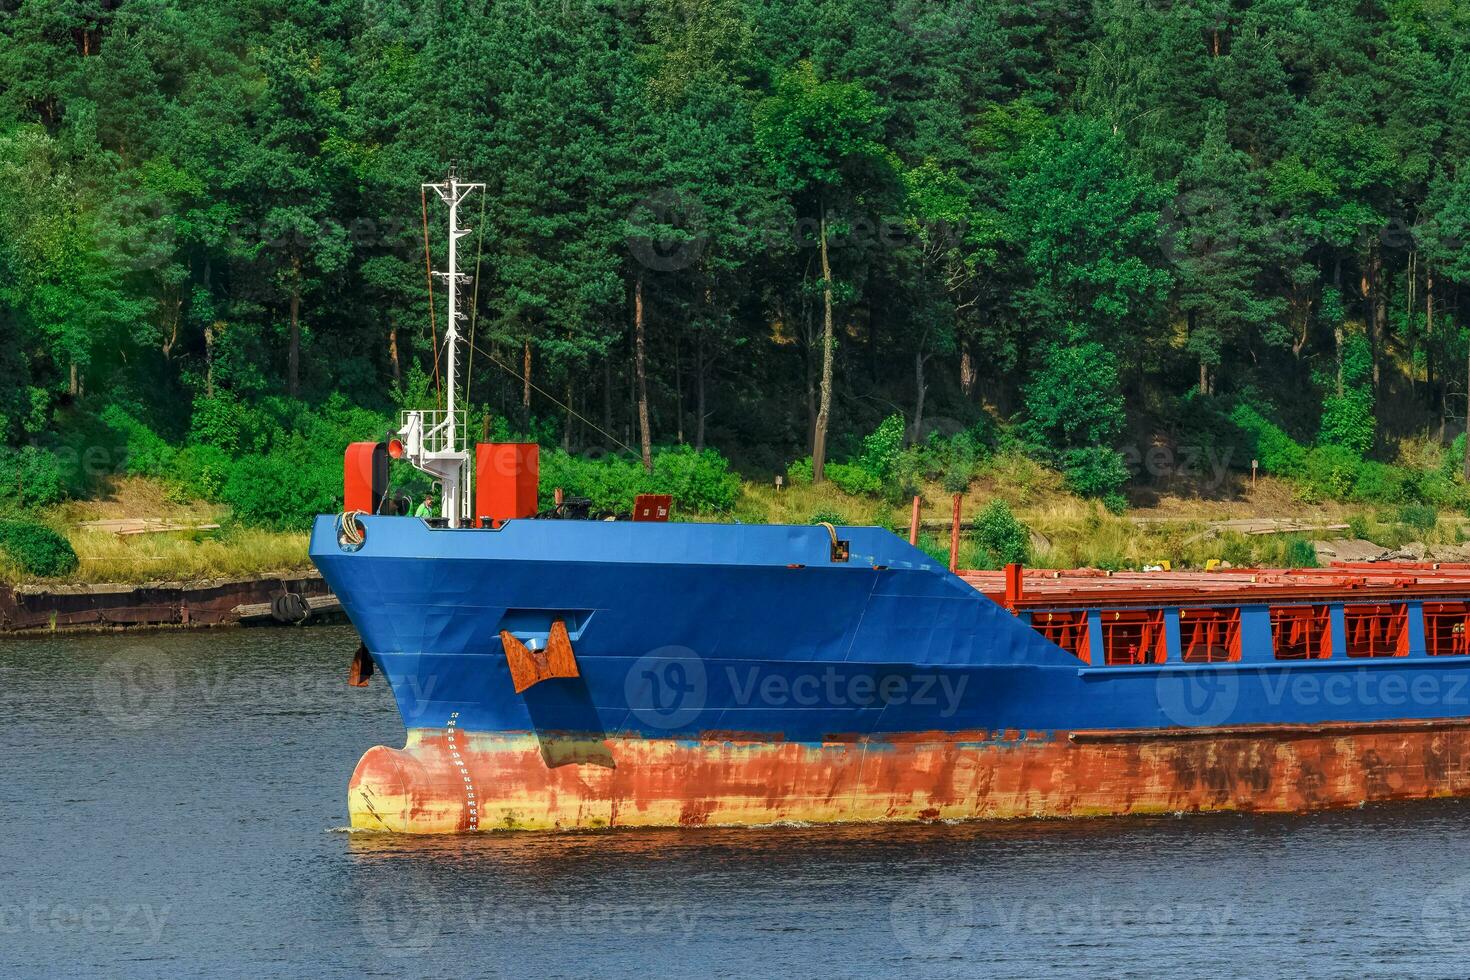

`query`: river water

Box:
[3,626,1470,978]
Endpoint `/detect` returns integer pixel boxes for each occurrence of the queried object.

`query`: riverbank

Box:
[0,573,334,633]
[10,472,1467,597]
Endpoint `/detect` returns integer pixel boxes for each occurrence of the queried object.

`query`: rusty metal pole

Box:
[909,495,921,545]
[949,493,961,574]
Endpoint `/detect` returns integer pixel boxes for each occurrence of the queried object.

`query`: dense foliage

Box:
[4,0,1470,525]
[0,519,78,577]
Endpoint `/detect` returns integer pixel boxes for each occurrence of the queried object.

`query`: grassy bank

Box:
[8,465,1468,587]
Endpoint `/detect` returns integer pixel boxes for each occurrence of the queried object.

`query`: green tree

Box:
[755,61,887,483]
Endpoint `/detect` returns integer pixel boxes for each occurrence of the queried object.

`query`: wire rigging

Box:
[420,186,443,409]
[465,336,639,458]
[464,189,487,415]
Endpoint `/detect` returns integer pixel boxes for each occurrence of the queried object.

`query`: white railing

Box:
[399,409,467,456]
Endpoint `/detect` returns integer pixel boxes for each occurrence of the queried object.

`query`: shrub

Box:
[826,461,882,496]
[1299,445,1361,500]
[189,393,250,453]
[539,446,740,514]
[807,509,844,526]
[0,446,66,511]
[941,454,972,494]
[0,520,78,577]
[1443,434,1468,479]
[1229,403,1306,477]
[1284,537,1319,569]
[786,456,813,485]
[1349,461,1407,504]
[1060,446,1130,500]
[538,450,646,512]
[1020,342,1127,451]
[1319,387,1374,455]
[973,500,1030,568]
[650,446,740,512]
[99,404,175,477]
[221,451,338,530]
[170,444,233,501]
[1398,503,1438,534]
[856,414,906,481]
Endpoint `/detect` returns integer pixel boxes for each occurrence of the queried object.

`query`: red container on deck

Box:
[476,443,539,526]
[344,442,390,514]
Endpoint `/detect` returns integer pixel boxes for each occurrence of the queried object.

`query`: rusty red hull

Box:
[347,722,1470,833]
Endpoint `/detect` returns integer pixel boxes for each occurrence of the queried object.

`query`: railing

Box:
[399,409,467,456]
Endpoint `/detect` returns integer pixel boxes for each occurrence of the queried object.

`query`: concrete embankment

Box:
[0,573,339,632]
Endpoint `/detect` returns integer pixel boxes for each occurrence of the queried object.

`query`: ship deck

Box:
[962,562,1470,609]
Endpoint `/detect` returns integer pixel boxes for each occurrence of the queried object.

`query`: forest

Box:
[3,0,1470,543]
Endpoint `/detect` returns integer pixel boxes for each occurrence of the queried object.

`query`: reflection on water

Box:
[2,627,1469,978]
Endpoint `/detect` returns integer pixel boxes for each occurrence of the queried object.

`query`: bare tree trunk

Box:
[695,330,707,451]
[812,206,835,484]
[69,362,78,397]
[522,340,532,409]
[1427,264,1436,418]
[205,321,216,397]
[913,351,928,444]
[1335,322,1345,396]
[1362,247,1384,395]
[634,276,653,473]
[674,331,684,445]
[603,354,613,447]
[563,378,574,451]
[959,338,976,399]
[387,321,401,387]
[288,256,302,399]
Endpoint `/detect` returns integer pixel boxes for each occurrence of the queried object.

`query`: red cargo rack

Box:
[1179,608,1241,663]
[1270,605,1331,660]
[1343,603,1409,658]
[1099,609,1165,666]
[1425,602,1470,657]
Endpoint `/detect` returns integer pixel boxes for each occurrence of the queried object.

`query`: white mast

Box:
[397,169,484,528]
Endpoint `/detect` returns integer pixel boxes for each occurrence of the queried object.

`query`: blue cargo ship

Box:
[313,177,1470,832]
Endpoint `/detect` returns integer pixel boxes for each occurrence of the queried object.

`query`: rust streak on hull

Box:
[347,722,1470,834]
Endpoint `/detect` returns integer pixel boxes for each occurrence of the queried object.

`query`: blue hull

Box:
[310,515,1470,738]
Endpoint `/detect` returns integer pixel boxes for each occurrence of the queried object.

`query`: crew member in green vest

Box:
[414,493,434,519]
